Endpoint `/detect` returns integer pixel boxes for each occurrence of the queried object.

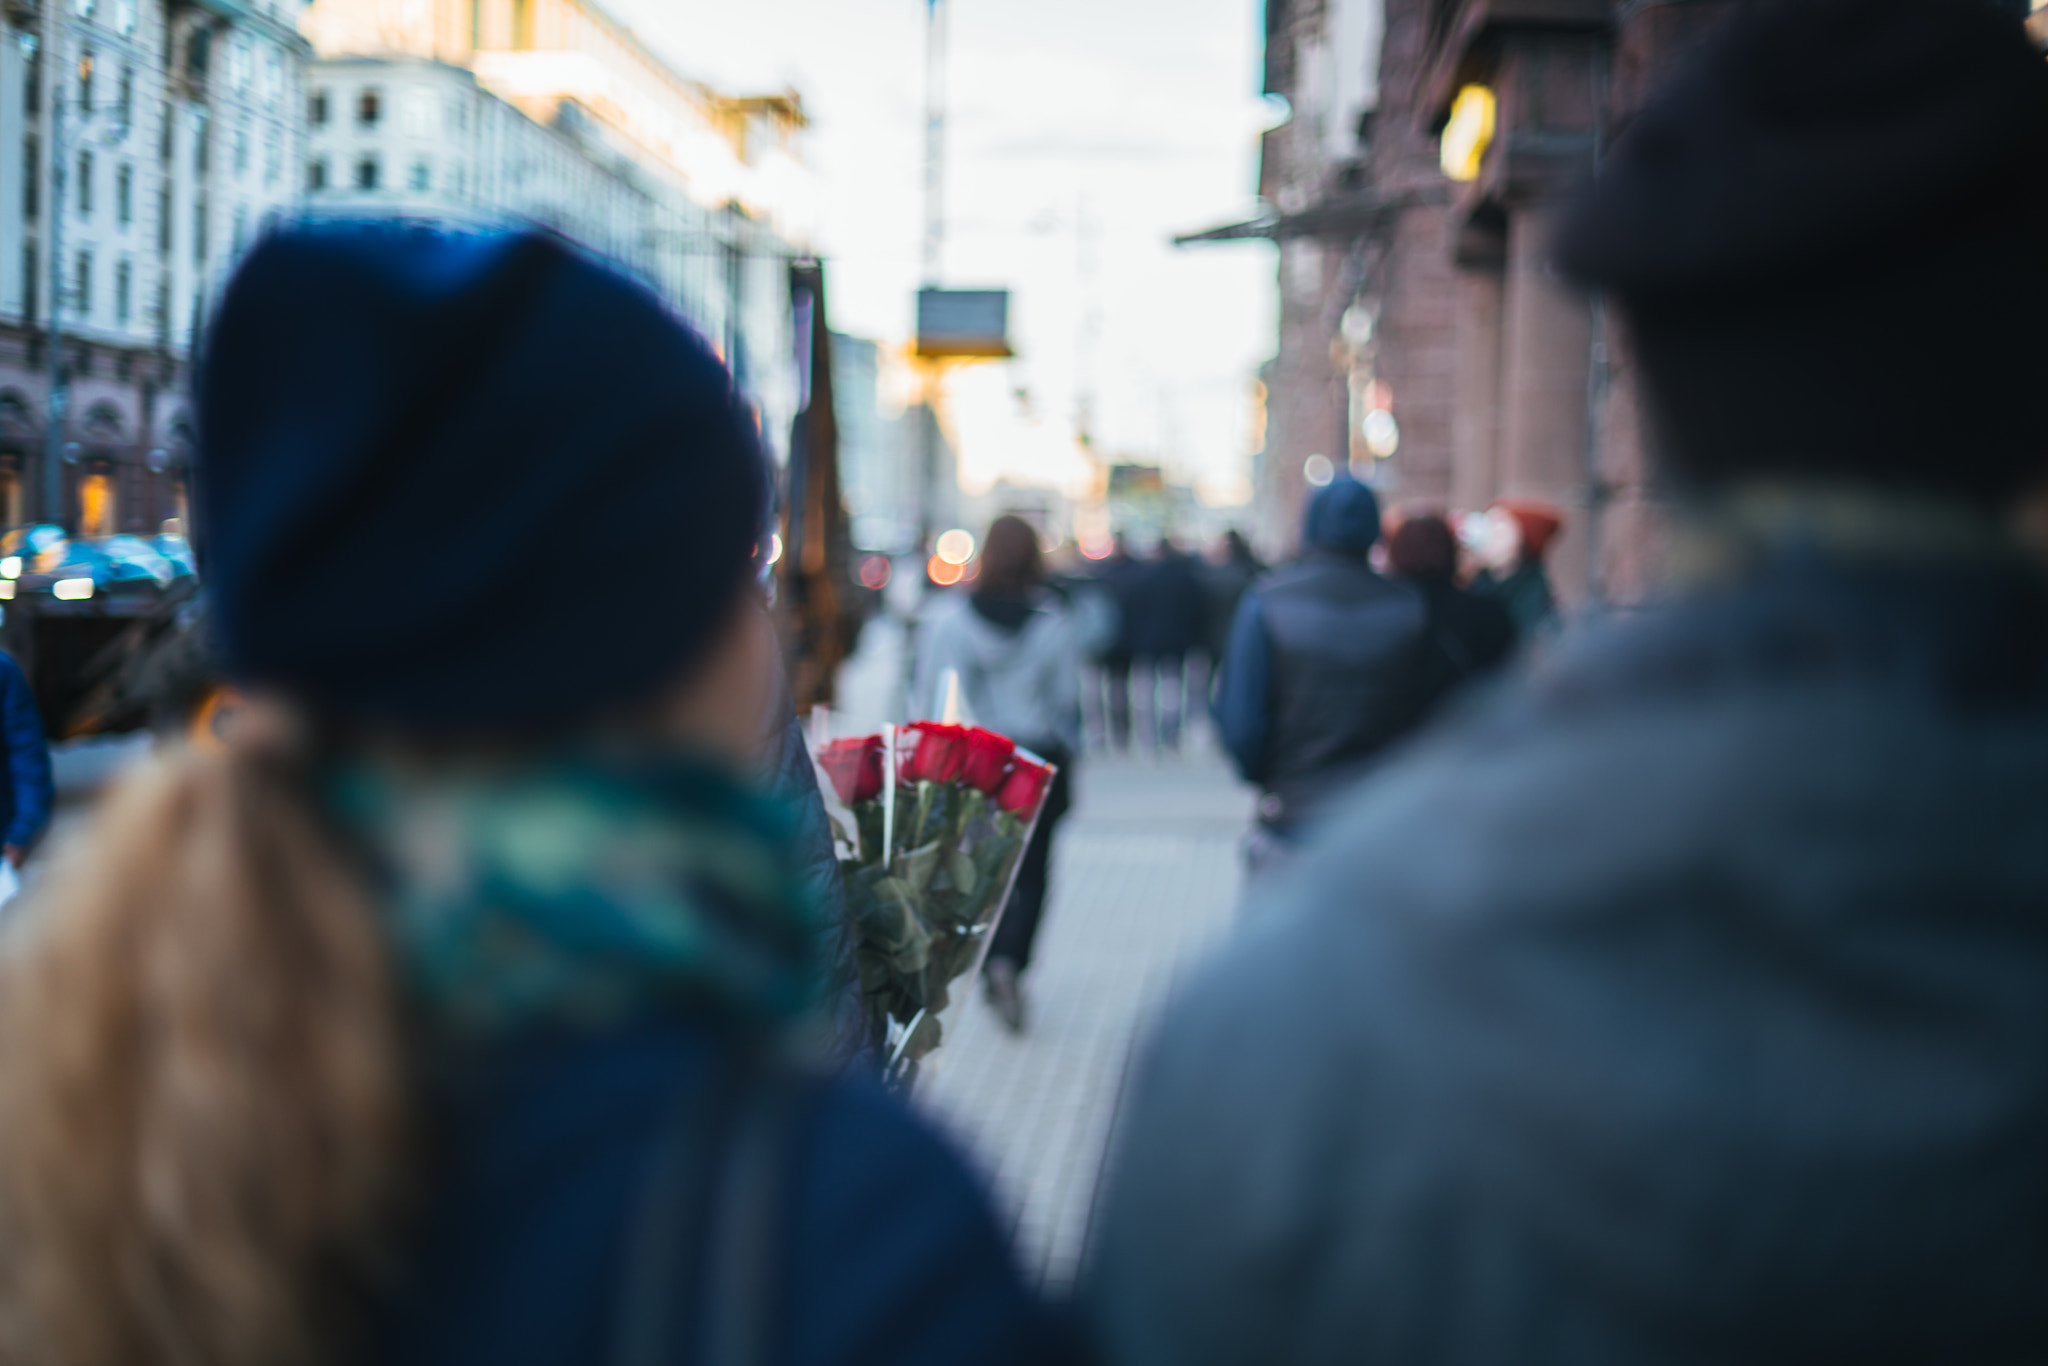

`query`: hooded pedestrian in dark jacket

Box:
[0,226,1068,1366]
[1091,3,2048,1362]
[1212,479,1428,850]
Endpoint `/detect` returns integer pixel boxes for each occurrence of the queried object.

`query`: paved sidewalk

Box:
[915,744,1254,1289]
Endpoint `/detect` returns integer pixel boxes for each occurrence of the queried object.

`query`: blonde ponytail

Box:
[0,745,409,1366]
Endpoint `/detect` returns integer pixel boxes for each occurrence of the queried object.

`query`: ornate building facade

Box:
[0,0,311,536]
[1204,0,1770,603]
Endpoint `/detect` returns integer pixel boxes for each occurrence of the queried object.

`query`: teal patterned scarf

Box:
[327,754,822,1041]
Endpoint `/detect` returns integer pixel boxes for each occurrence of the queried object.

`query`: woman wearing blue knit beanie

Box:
[0,226,1070,1366]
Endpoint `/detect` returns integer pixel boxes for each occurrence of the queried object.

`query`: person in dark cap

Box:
[1212,477,1431,872]
[0,226,1070,1366]
[1088,2,2048,1362]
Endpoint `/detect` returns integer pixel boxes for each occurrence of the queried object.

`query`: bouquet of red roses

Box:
[817,721,1057,1082]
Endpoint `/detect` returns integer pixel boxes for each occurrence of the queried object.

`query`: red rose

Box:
[902,722,970,784]
[959,727,1017,794]
[818,735,883,805]
[996,757,1054,817]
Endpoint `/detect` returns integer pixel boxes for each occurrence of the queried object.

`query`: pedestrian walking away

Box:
[1088,3,2048,1362]
[915,514,1082,1034]
[1469,498,1564,644]
[1123,537,1206,751]
[1384,512,1514,717]
[1089,535,1145,752]
[0,226,1074,1366]
[1211,478,1434,871]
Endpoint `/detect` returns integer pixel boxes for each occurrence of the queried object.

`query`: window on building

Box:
[157,185,171,254]
[114,258,131,326]
[117,65,132,128]
[233,126,247,176]
[74,250,91,316]
[409,160,430,192]
[513,0,533,49]
[355,156,379,191]
[357,88,381,127]
[403,89,435,136]
[77,150,92,217]
[193,196,207,263]
[24,48,38,114]
[308,158,328,191]
[186,28,209,79]
[77,472,115,538]
[154,280,169,344]
[22,137,37,220]
[78,50,93,109]
[115,162,130,226]
[311,89,329,125]
[265,131,280,185]
[74,0,95,21]
[159,99,173,163]
[193,111,209,174]
[22,247,36,326]
[231,207,246,254]
[113,0,135,35]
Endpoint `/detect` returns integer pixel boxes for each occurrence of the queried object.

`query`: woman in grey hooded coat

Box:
[915,516,1082,1032]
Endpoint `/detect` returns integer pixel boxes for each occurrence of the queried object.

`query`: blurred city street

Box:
[914,742,1253,1289]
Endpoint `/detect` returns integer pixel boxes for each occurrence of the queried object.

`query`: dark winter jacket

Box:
[1091,554,2048,1365]
[1211,550,1426,827]
[1199,555,1261,662]
[0,651,52,852]
[1473,559,1558,642]
[379,1025,1069,1366]
[766,702,872,1067]
[1092,554,1146,662]
[1403,575,1516,713]
[1125,552,1207,661]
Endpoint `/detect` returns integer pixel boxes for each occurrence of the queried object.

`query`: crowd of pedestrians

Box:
[0,1,2043,1363]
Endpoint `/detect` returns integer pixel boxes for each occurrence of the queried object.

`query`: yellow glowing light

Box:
[935,529,976,566]
[1441,84,1497,183]
[764,533,784,567]
[0,558,21,579]
[0,581,15,600]
[52,577,94,601]
[927,554,964,587]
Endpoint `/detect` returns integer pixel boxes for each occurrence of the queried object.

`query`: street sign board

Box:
[915,289,1013,358]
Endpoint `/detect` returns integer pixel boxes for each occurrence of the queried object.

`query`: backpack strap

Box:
[613,1053,809,1366]
[702,1070,808,1366]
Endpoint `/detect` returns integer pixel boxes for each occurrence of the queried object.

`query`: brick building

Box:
[1194,0,1753,604]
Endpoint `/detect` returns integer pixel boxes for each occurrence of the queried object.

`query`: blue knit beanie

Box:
[1302,478,1382,557]
[197,225,766,733]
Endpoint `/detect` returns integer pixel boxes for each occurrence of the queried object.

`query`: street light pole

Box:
[44,43,70,528]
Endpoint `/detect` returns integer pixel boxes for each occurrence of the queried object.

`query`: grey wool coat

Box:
[1087,553,2048,1365]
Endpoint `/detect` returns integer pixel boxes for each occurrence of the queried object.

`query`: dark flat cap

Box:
[1558,0,2048,297]
[1555,0,2048,505]
[198,226,766,733]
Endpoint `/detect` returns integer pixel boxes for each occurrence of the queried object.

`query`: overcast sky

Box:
[607,0,1279,503]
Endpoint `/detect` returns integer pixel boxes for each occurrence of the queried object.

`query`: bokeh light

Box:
[928,554,965,586]
[935,529,976,566]
[858,554,892,590]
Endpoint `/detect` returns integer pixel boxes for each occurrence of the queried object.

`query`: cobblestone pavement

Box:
[914,743,1254,1290]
